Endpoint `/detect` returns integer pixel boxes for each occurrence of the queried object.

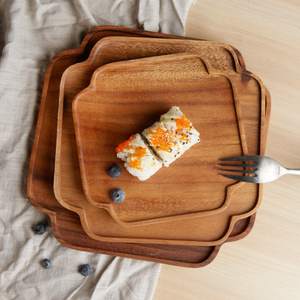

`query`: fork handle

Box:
[286,169,300,176]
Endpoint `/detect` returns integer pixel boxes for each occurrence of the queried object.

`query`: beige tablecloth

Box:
[0,0,196,299]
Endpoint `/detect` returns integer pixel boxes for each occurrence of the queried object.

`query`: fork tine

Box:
[218,155,259,162]
[218,174,257,183]
[218,163,256,168]
[218,169,255,174]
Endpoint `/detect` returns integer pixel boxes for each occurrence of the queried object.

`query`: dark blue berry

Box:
[79,264,92,276]
[34,222,47,235]
[111,188,125,203]
[108,164,122,178]
[41,259,52,269]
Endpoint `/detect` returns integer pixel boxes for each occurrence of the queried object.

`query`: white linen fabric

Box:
[0,0,196,299]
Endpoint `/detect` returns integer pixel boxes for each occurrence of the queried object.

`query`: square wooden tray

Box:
[27,25,269,266]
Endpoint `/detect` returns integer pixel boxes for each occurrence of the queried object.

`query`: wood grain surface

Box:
[70,52,266,245]
[55,37,248,229]
[153,0,300,298]
[72,53,246,225]
[51,35,269,245]
[27,26,257,267]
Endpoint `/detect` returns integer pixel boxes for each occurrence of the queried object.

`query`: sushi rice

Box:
[143,107,200,167]
[116,133,163,181]
[116,107,200,180]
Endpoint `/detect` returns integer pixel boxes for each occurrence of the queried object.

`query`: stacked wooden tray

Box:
[27,25,270,267]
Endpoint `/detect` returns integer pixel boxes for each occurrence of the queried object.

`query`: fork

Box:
[218,155,300,183]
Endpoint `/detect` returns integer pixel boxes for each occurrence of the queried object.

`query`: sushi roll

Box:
[142,106,200,167]
[142,121,177,167]
[115,133,162,181]
[115,107,200,180]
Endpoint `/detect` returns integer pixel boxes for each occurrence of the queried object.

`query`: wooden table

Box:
[153,1,300,299]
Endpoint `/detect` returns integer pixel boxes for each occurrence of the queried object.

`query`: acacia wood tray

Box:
[54,36,264,244]
[69,52,266,245]
[72,52,248,223]
[27,25,268,266]
[54,36,262,232]
[56,44,248,229]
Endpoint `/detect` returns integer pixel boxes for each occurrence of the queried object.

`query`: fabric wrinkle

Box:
[64,276,88,300]
[0,0,194,299]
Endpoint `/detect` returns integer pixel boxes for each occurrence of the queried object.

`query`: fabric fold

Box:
[0,0,195,299]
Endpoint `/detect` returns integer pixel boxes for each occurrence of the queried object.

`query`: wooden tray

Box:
[55,37,250,229]
[70,53,266,245]
[27,25,266,266]
[71,53,248,226]
[53,35,264,244]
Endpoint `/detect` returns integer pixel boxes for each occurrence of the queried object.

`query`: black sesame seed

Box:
[171,118,174,120]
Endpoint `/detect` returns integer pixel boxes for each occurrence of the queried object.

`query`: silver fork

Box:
[218,155,300,183]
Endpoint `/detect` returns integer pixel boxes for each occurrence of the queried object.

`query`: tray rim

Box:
[26,25,267,266]
[61,51,264,245]
[67,52,267,245]
[53,35,251,226]
[69,52,248,227]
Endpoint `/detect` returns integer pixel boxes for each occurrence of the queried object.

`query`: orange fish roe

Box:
[115,134,135,153]
[149,127,174,152]
[175,115,192,142]
[129,146,147,170]
[179,132,190,142]
[175,114,191,130]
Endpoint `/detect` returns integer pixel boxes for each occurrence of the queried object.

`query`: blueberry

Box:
[41,259,52,269]
[108,164,122,178]
[111,188,125,203]
[34,222,47,235]
[79,264,92,276]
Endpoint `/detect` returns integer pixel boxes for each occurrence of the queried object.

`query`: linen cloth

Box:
[0,0,196,299]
